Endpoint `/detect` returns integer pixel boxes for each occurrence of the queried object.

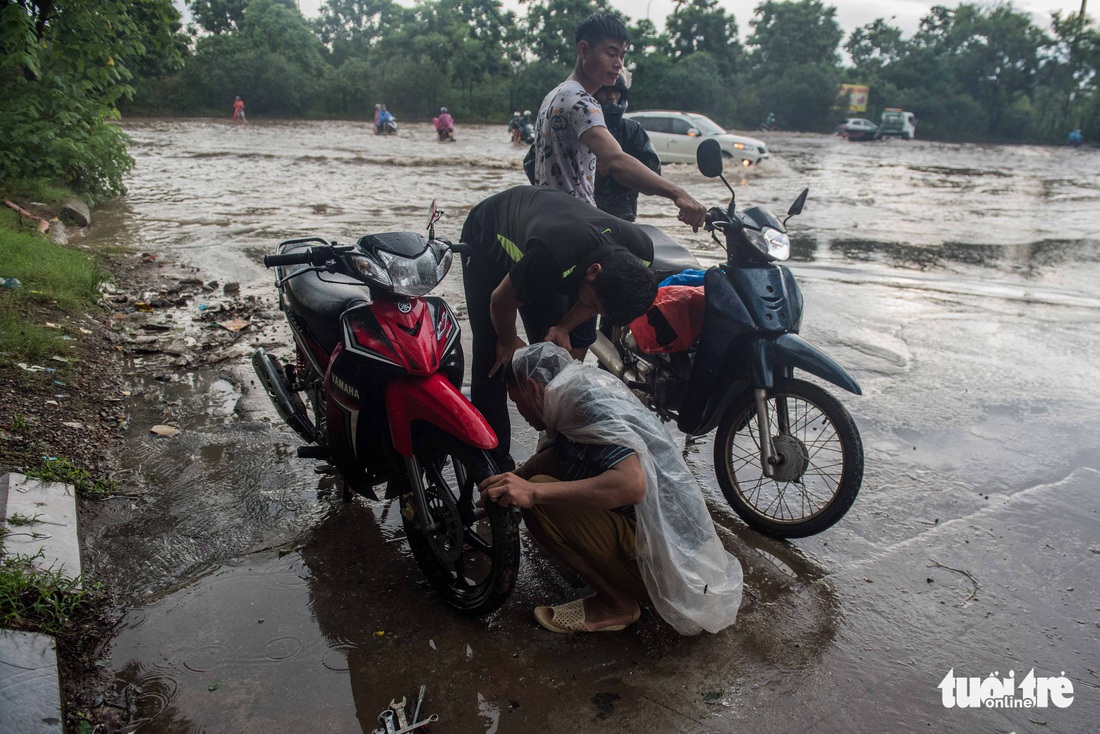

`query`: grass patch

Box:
[0,178,76,209]
[0,208,106,363]
[26,457,115,499]
[0,552,101,636]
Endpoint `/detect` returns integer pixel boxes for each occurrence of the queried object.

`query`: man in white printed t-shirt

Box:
[532,14,706,232]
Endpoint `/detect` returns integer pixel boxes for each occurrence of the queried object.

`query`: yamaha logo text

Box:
[939,668,1074,709]
[331,374,360,400]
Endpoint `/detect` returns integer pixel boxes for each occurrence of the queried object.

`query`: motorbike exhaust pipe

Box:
[590,332,629,380]
[252,348,317,443]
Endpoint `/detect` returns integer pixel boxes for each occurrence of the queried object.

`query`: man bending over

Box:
[478,343,744,635]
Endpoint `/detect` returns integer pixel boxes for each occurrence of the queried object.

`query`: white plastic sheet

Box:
[512,343,743,635]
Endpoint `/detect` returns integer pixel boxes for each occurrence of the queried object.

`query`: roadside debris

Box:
[150,425,181,437]
[3,199,50,233]
[375,686,436,734]
[101,267,279,368]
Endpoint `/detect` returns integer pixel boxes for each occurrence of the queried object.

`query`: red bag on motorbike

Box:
[629,285,705,354]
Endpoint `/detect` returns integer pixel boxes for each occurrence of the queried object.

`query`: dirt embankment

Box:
[0,206,276,731]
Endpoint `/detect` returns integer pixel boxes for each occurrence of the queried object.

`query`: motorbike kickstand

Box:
[682,434,703,460]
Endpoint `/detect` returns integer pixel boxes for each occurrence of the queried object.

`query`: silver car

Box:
[623,110,769,166]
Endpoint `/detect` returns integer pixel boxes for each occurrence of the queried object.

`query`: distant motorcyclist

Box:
[509,111,524,144]
[377,105,396,134]
[520,110,535,144]
[434,106,455,142]
[1068,128,1083,147]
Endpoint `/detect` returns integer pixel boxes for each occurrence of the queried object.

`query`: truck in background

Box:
[880,108,917,139]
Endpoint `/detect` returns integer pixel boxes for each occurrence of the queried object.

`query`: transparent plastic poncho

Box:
[512,343,743,635]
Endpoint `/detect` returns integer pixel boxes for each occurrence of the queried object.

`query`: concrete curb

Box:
[0,472,81,733]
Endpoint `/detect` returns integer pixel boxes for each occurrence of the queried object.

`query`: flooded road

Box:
[83,120,1099,732]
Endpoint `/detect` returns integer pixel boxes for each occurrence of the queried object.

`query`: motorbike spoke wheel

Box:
[401,428,520,615]
[714,378,863,538]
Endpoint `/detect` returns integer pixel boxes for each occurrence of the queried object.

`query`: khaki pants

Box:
[522,476,649,603]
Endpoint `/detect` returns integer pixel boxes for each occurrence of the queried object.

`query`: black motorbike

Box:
[591,138,864,537]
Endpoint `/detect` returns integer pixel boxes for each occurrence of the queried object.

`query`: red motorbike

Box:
[253,205,519,614]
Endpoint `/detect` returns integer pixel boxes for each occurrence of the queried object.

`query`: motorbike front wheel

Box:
[401,428,520,615]
[713,379,863,538]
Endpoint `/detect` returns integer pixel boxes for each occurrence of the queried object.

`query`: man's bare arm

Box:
[488,275,526,376]
[479,454,646,509]
[581,126,706,229]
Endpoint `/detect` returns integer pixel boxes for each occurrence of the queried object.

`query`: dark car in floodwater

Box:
[836,118,881,142]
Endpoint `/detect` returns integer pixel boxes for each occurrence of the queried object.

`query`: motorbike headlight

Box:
[349,253,392,287]
[744,227,790,261]
[376,246,452,297]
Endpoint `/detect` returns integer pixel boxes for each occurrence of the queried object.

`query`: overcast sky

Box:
[287,0,1083,38]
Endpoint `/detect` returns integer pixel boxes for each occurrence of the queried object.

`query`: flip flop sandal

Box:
[533,598,627,634]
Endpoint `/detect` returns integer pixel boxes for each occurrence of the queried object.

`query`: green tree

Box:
[665,0,741,77]
[1043,9,1099,136]
[177,0,328,116]
[747,0,843,68]
[186,0,248,34]
[846,19,906,72]
[315,0,408,66]
[0,0,181,197]
[518,0,621,66]
[743,0,844,131]
[912,3,1049,138]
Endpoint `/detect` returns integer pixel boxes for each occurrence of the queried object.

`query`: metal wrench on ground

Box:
[389,715,439,734]
[389,696,409,729]
[412,685,427,724]
[378,709,397,734]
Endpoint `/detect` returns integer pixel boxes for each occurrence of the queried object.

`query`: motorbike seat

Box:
[637,224,702,281]
[281,253,371,354]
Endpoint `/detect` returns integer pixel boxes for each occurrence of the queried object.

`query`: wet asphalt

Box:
[80,121,1099,732]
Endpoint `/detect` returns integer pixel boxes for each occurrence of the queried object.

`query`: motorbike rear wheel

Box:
[713,378,863,538]
[401,428,520,615]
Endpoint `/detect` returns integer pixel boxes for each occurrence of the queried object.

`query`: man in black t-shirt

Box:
[460,185,657,468]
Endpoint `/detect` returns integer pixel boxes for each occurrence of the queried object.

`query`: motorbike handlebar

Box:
[704,207,730,231]
[264,243,351,269]
[263,250,316,268]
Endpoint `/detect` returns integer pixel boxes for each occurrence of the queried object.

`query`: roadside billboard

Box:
[838,84,870,112]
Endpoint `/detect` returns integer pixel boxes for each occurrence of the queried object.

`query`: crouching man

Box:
[478,343,744,635]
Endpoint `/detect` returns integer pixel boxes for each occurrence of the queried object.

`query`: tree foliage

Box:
[0,0,184,198]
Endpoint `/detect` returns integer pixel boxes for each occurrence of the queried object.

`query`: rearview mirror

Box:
[697,139,723,178]
[788,188,808,217]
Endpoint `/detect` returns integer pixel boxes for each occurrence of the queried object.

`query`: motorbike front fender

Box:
[677,332,860,436]
[385,373,498,458]
[763,333,862,395]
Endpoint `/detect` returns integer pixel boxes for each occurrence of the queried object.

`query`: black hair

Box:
[591,248,657,325]
[574,13,630,48]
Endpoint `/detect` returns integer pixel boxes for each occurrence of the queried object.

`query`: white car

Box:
[623,110,769,166]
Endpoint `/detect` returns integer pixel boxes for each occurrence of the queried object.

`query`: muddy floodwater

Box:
[82,120,1099,732]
